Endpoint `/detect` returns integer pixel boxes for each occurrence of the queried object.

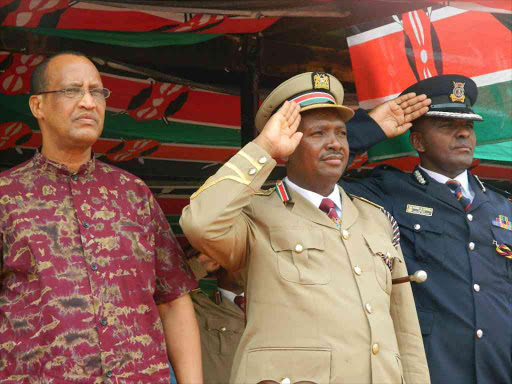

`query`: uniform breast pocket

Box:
[491,226,512,280]
[206,317,243,356]
[363,233,396,295]
[270,227,329,285]
[396,214,445,264]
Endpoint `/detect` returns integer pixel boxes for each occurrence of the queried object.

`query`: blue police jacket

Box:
[343,111,512,384]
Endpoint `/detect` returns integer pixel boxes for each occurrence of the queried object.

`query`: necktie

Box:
[234,295,246,314]
[319,198,341,225]
[445,180,471,211]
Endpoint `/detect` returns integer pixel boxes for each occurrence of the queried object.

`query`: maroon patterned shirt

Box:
[0,152,197,384]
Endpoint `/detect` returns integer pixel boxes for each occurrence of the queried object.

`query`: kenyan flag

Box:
[347,5,512,163]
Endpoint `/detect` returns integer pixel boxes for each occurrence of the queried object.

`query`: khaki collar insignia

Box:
[450,81,466,103]
[312,72,330,91]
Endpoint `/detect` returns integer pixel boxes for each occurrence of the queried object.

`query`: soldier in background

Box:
[186,248,245,384]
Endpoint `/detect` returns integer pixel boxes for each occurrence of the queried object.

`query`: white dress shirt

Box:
[419,166,475,203]
[217,288,243,304]
[284,176,342,218]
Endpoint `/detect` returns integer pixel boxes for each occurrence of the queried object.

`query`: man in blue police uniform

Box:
[342,74,512,384]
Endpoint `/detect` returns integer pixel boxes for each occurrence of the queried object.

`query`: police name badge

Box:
[406,204,433,216]
[450,81,466,103]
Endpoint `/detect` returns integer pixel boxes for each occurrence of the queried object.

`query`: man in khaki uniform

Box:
[181,72,431,384]
[188,251,246,384]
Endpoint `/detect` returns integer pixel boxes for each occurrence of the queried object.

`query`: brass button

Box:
[469,242,475,251]
[354,266,362,276]
[258,156,267,164]
[342,229,350,240]
[295,244,304,253]
[220,327,227,332]
[248,168,256,175]
[467,214,473,221]
[476,329,483,338]
[414,224,421,231]
[473,284,480,292]
[372,343,379,355]
[280,378,291,384]
[365,303,372,314]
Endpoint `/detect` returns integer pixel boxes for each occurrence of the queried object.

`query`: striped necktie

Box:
[319,198,341,225]
[445,180,471,211]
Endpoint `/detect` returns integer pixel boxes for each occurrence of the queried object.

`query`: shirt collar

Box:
[283,176,341,212]
[419,165,470,194]
[217,288,243,304]
[33,150,96,177]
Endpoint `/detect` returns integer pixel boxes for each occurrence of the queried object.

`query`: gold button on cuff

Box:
[220,327,227,332]
[342,229,350,240]
[365,303,372,314]
[354,266,362,276]
[295,244,304,253]
[258,156,267,164]
[248,168,256,175]
[372,343,380,355]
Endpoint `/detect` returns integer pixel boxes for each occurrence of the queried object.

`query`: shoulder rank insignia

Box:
[450,81,466,103]
[312,72,330,91]
[275,180,291,202]
[413,170,427,185]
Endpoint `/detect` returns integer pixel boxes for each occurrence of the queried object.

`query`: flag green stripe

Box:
[1,26,220,47]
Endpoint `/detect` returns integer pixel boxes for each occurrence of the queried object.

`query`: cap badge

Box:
[450,81,466,103]
[312,72,330,91]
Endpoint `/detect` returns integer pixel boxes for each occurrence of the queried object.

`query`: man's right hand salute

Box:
[253,101,302,159]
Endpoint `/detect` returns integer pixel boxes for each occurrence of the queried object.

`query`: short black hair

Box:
[30,50,88,95]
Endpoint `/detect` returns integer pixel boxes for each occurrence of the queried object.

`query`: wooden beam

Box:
[240,35,260,146]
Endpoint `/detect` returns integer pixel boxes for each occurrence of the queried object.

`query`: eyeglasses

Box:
[36,87,111,100]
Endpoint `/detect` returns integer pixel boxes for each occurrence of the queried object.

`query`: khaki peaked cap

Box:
[255,72,355,132]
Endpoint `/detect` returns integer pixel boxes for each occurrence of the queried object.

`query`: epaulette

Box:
[480,179,512,201]
[255,188,275,196]
[349,194,384,210]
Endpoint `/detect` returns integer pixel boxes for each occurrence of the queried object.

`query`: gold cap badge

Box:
[450,81,466,103]
[312,72,330,90]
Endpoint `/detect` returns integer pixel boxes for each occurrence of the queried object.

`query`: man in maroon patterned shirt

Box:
[0,52,202,384]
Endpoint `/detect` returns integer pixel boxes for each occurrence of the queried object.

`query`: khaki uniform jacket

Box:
[191,289,245,384]
[181,142,430,384]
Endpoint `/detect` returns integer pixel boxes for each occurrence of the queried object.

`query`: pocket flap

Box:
[246,348,331,383]
[363,233,396,256]
[270,228,325,252]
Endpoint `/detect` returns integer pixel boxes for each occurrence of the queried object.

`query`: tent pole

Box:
[240,35,260,147]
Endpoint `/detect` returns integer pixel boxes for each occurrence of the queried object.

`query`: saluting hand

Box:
[368,93,431,138]
[253,101,302,159]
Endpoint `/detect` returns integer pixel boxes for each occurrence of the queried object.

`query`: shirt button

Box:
[414,224,421,231]
[354,266,362,276]
[71,174,78,181]
[100,318,107,326]
[280,378,291,384]
[90,263,98,271]
[473,284,480,292]
[220,327,227,332]
[82,221,89,228]
[342,229,350,240]
[476,329,483,338]
[106,370,113,378]
[365,303,372,314]
[467,213,473,221]
[372,343,380,355]
[258,156,267,164]
[248,168,256,175]
[468,242,475,251]
[295,244,303,253]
